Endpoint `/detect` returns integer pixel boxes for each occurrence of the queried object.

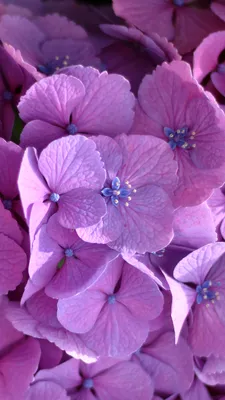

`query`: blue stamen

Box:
[49,193,60,203]
[2,199,12,210]
[83,379,94,389]
[64,248,74,257]
[101,177,135,207]
[108,294,116,304]
[196,280,221,305]
[164,126,196,150]
[67,123,78,135]
[37,55,71,76]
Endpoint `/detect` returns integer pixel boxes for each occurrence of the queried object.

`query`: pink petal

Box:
[109,185,174,255]
[0,337,41,400]
[57,290,106,333]
[94,360,153,400]
[19,74,85,125]
[116,261,164,320]
[211,2,225,21]
[25,381,69,400]
[90,135,122,180]
[113,0,174,40]
[0,233,27,295]
[35,358,81,390]
[0,139,23,199]
[39,135,106,193]
[70,66,135,136]
[39,339,62,369]
[193,31,225,83]
[0,202,23,245]
[20,120,66,153]
[18,147,49,221]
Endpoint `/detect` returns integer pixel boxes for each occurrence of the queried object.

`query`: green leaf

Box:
[11,110,24,144]
[57,257,66,270]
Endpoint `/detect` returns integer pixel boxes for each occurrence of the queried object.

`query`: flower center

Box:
[66,123,78,135]
[64,248,74,257]
[49,193,60,203]
[37,55,70,76]
[196,280,221,307]
[83,379,94,389]
[108,294,116,304]
[173,0,184,6]
[164,126,196,150]
[2,199,12,210]
[101,177,136,207]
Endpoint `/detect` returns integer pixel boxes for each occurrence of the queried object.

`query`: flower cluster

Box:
[2,0,225,399]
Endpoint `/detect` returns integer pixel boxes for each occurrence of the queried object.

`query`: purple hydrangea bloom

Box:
[26,356,153,400]
[18,135,107,246]
[0,201,27,295]
[0,297,41,400]
[27,214,117,299]
[132,329,194,396]
[112,0,225,54]
[182,377,213,400]
[6,289,97,362]
[0,14,100,80]
[99,24,180,94]
[19,67,135,152]
[193,31,225,100]
[0,42,35,140]
[57,257,164,357]
[166,242,225,357]
[131,61,225,207]
[77,134,178,255]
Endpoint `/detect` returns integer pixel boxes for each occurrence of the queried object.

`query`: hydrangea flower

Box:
[77,134,178,255]
[57,257,164,357]
[131,61,225,207]
[38,339,62,370]
[99,24,180,94]
[0,201,27,295]
[165,242,225,357]
[26,357,153,400]
[0,297,41,400]
[112,0,225,54]
[132,330,194,396]
[195,353,225,386]
[0,14,100,80]
[0,42,35,140]
[193,31,225,99]
[19,67,135,152]
[18,135,107,247]
[6,289,97,362]
[27,214,117,299]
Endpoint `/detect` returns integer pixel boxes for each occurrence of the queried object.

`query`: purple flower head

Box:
[193,31,225,100]
[0,297,41,400]
[207,186,225,239]
[131,61,225,207]
[182,377,213,400]
[99,24,180,94]
[0,3,32,18]
[112,0,225,54]
[27,214,117,299]
[166,242,225,357]
[6,289,97,363]
[77,134,178,255]
[0,200,27,295]
[18,135,107,247]
[26,356,153,399]
[57,257,164,357]
[132,329,194,396]
[194,353,225,387]
[0,42,35,140]
[0,14,100,80]
[19,68,135,152]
